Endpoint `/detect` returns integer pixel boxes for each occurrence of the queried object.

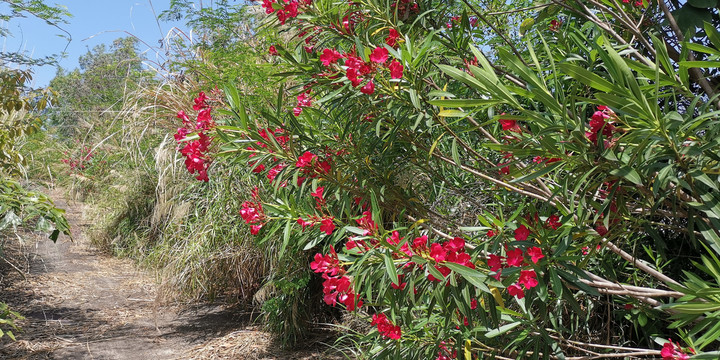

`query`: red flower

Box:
[549,19,562,32]
[269,45,278,55]
[297,217,314,231]
[498,117,521,132]
[470,298,478,310]
[499,163,510,175]
[526,247,544,264]
[250,224,263,235]
[412,235,428,251]
[391,275,407,290]
[320,217,335,235]
[661,339,691,360]
[296,151,317,168]
[371,313,402,340]
[487,229,496,237]
[388,60,403,79]
[360,79,375,95]
[310,248,341,275]
[507,284,524,299]
[518,270,539,289]
[546,214,561,230]
[514,225,530,241]
[319,48,342,66]
[385,28,400,48]
[505,248,524,267]
[311,186,325,200]
[369,47,389,63]
[193,92,209,111]
[430,243,447,262]
[487,254,504,272]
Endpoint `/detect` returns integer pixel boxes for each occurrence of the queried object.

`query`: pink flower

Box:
[487,254,504,272]
[296,151,317,168]
[297,217,314,231]
[371,313,402,340]
[505,248,524,267]
[514,225,530,241]
[430,243,447,262]
[499,118,521,132]
[320,217,335,235]
[250,224,263,235]
[518,270,539,289]
[661,339,692,360]
[526,247,544,264]
[193,92,209,111]
[369,47,389,63]
[319,48,342,66]
[388,60,403,79]
[385,28,400,48]
[546,214,561,230]
[311,186,325,200]
[360,79,375,95]
[507,284,524,299]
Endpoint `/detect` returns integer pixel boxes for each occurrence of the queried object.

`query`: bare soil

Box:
[0,189,340,360]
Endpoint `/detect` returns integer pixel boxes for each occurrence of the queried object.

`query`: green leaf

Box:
[519,18,535,36]
[609,166,642,185]
[384,254,399,286]
[704,21,720,51]
[510,161,563,184]
[428,99,497,107]
[558,63,621,93]
[486,321,521,338]
[669,302,720,314]
[688,0,717,8]
[679,61,720,69]
[445,262,491,293]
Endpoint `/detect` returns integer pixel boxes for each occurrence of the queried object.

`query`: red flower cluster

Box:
[310,246,363,310]
[297,215,336,235]
[175,92,216,182]
[549,19,562,32]
[546,214,562,230]
[240,187,267,235]
[661,339,694,360]
[61,145,94,172]
[261,0,311,24]
[386,28,400,48]
[488,246,544,299]
[426,237,475,282]
[622,0,644,7]
[294,92,312,116]
[446,15,477,29]
[295,150,332,178]
[585,105,618,147]
[370,313,401,340]
[436,341,458,360]
[317,38,404,95]
[390,0,419,16]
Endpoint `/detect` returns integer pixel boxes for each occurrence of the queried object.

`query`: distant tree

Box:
[48,37,154,133]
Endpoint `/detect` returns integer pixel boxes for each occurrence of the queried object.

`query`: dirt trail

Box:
[0,190,334,360]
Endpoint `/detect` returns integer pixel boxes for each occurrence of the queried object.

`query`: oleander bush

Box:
[170,0,720,358]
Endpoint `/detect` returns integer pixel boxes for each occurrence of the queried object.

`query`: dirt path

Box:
[0,190,336,360]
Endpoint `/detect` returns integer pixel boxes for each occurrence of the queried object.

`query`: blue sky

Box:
[2,1,187,87]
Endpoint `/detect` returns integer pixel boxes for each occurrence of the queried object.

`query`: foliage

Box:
[159,0,285,110]
[0,0,71,66]
[170,0,720,357]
